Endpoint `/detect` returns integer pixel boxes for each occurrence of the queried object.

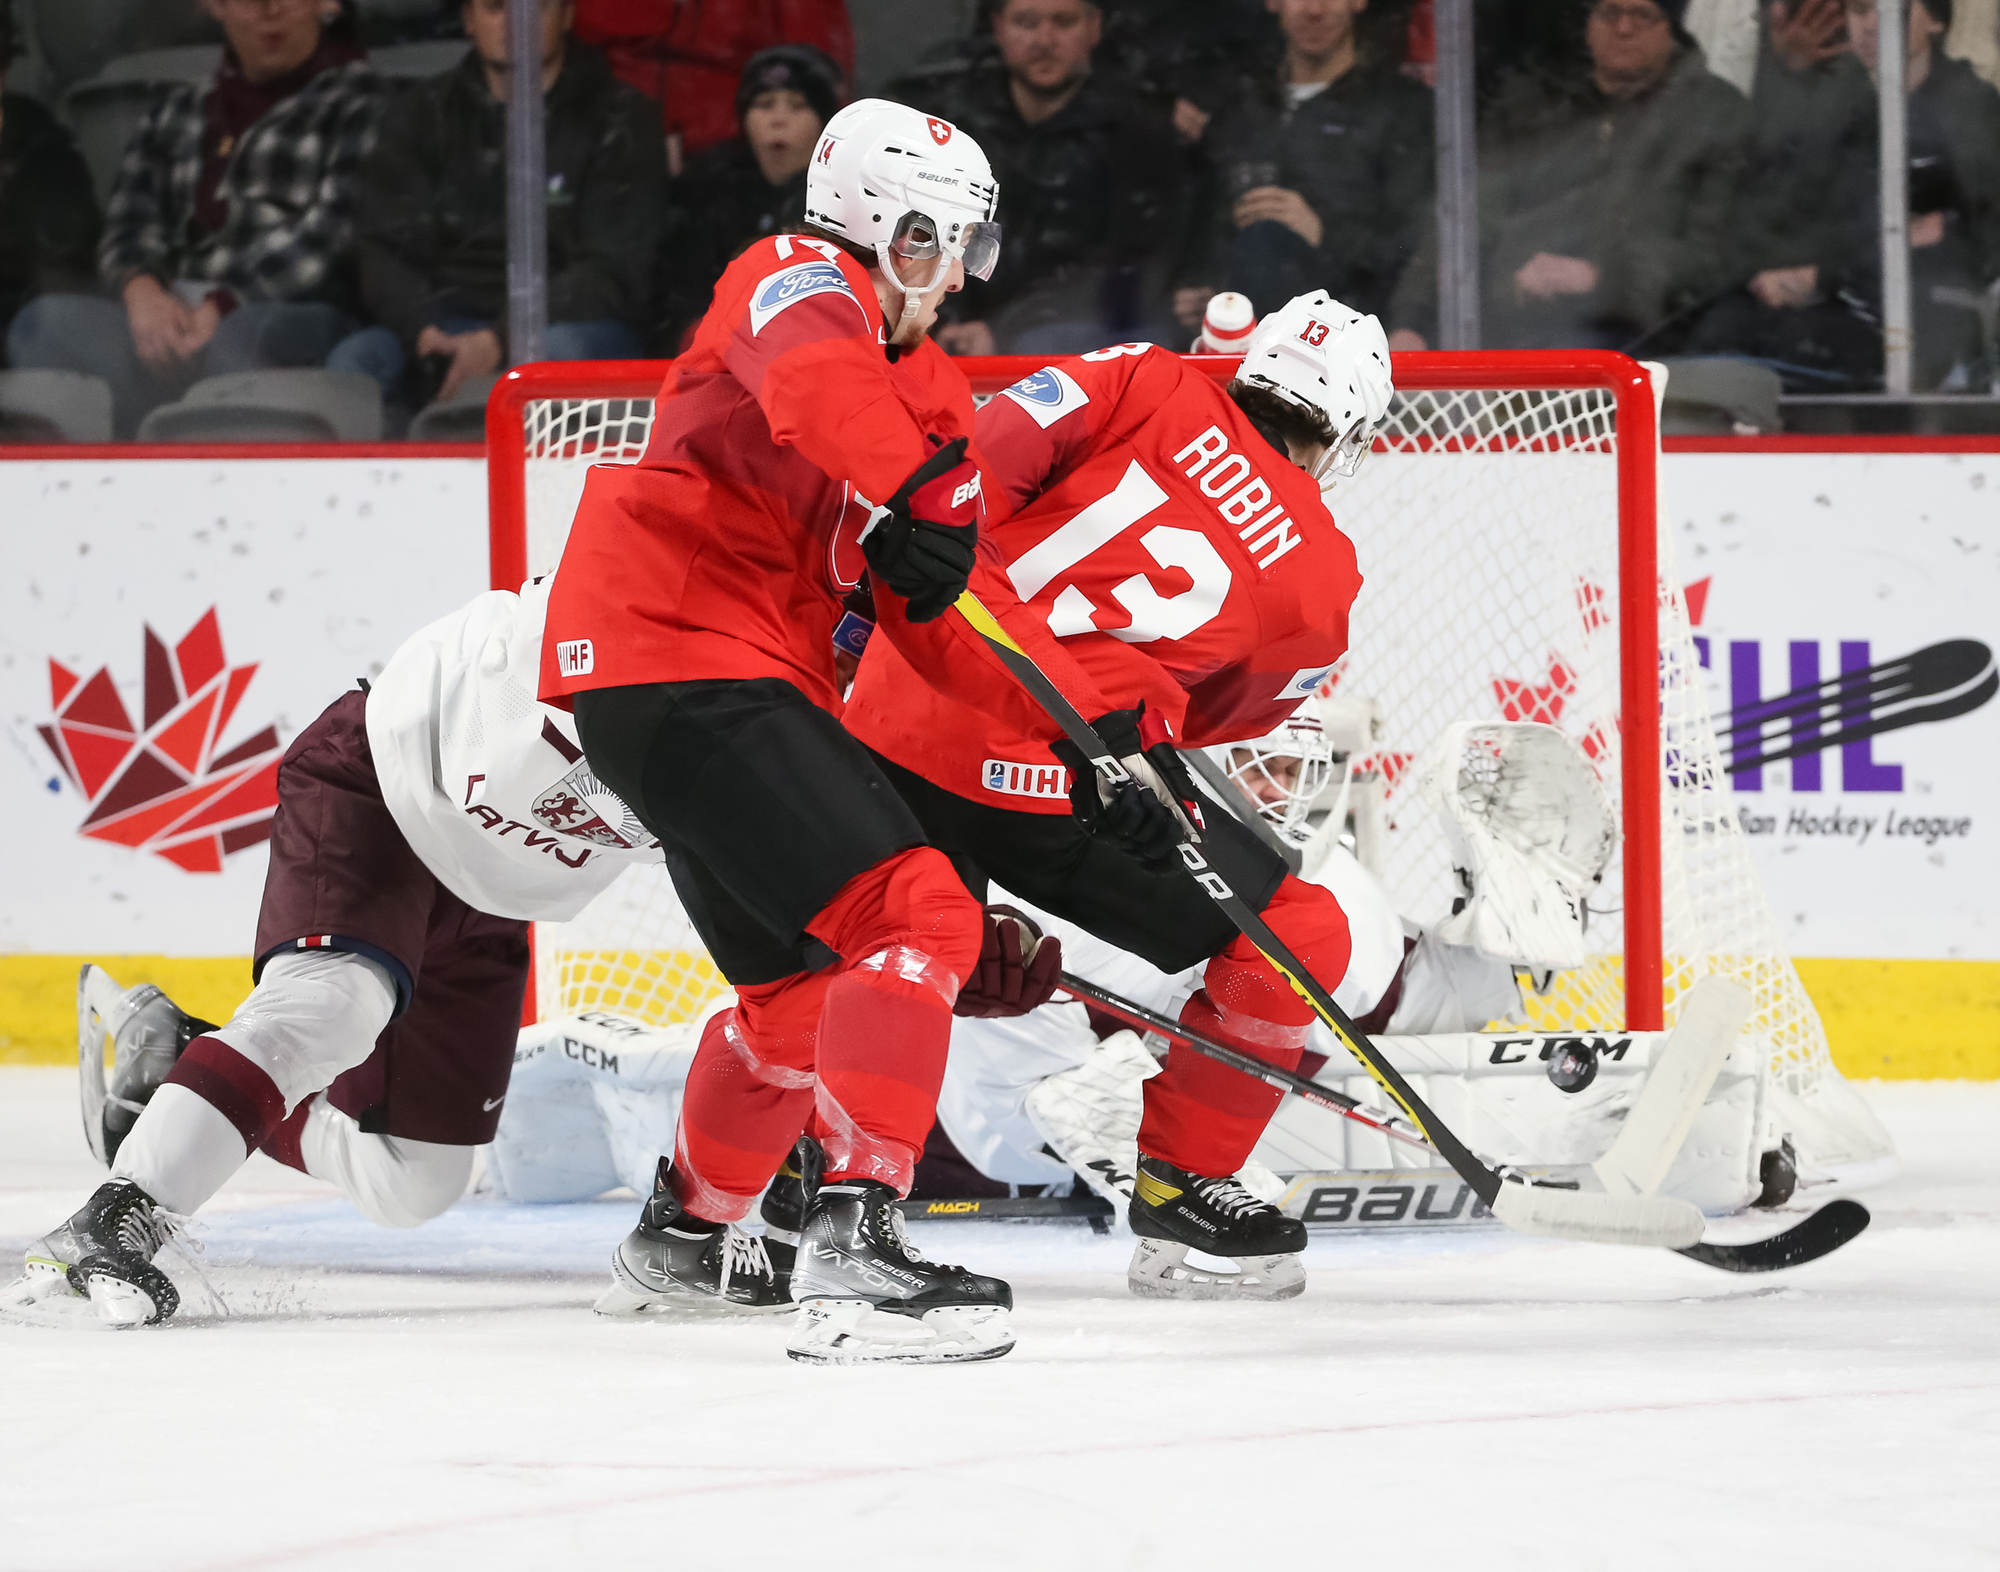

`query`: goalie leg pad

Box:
[1139,875,1350,1176]
[1126,1238,1307,1302]
[1024,1028,1161,1206]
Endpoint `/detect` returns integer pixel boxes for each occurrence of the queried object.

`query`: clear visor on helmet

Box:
[891,210,1002,282]
[1314,416,1382,484]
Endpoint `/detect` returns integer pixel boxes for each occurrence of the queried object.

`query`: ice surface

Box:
[2,1066,1996,1571]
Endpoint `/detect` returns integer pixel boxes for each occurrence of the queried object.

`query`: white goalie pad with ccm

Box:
[1250,1025,1777,1227]
[1428,722,1618,972]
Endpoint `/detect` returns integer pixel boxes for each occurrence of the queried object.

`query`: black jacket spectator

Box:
[0,91,100,349]
[1195,58,1432,319]
[657,140,806,350]
[909,60,1187,351]
[352,46,662,353]
[1394,40,1749,349]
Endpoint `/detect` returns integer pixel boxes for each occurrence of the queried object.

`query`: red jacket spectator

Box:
[571,0,852,159]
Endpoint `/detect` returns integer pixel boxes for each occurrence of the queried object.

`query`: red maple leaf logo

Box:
[36,609,283,873]
[1492,654,1578,726]
[927,117,952,145]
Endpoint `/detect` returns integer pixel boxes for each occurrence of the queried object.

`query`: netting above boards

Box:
[490,355,1893,1185]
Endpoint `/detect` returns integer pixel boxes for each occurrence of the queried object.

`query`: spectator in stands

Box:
[656,44,839,350]
[904,0,1188,355]
[1389,0,1749,351]
[0,0,100,361]
[1179,0,1432,331]
[4,0,379,437]
[328,0,664,418]
[571,0,851,171]
[1692,0,2000,387]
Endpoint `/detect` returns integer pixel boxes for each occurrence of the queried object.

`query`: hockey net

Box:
[486,352,1893,1187]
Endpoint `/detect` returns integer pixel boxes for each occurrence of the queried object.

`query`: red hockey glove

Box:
[1050,704,1206,870]
[865,435,984,623]
[954,906,1065,1019]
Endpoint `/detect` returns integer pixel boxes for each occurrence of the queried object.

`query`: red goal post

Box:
[487,349,1667,1027]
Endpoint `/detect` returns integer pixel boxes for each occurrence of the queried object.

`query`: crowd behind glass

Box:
[0,0,1995,440]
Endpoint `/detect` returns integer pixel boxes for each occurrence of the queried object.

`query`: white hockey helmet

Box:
[804,98,1001,338]
[1214,705,1335,846]
[1232,290,1394,483]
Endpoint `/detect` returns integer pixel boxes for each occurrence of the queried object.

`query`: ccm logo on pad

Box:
[984,759,1070,799]
[556,639,594,677]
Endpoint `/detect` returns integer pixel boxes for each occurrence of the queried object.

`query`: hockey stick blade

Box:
[1675,1199,1870,1273]
[1592,975,1749,1198]
[1490,1180,1706,1248]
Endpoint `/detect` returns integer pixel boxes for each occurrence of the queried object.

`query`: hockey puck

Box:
[1754,1139,1798,1208]
[1546,1039,1599,1094]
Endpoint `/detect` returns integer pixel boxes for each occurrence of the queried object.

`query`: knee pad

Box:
[807,847,984,1004]
[298,1096,473,1227]
[214,949,398,1109]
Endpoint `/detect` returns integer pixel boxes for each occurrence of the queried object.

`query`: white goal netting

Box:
[494,357,1893,1187]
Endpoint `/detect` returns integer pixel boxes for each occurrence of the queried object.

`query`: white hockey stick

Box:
[1591,976,1750,1198]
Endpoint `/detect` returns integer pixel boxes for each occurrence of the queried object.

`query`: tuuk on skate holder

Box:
[950,590,1870,1273]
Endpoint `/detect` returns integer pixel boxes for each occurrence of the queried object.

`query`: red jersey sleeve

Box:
[721,241,934,505]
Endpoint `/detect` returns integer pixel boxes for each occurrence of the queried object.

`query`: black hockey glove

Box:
[1050,704,1206,870]
[955,905,1065,1019]
[864,435,983,623]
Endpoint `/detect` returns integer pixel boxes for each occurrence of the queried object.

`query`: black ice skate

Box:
[78,965,217,1166]
[786,1179,1014,1365]
[6,1180,183,1327]
[595,1160,792,1317]
[757,1135,824,1283]
[1127,1155,1308,1301]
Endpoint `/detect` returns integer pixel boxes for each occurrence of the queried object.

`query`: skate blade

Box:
[1126,1238,1307,1302]
[79,1272,161,1328]
[0,1263,124,1329]
[785,1299,1015,1365]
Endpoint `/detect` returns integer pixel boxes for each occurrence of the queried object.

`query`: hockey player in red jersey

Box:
[538,98,1186,1364]
[844,293,1397,1301]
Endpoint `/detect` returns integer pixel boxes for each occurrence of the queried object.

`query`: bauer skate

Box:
[4,1180,185,1327]
[595,1160,792,1317]
[786,1180,1014,1365]
[1127,1155,1308,1302]
[78,965,216,1166]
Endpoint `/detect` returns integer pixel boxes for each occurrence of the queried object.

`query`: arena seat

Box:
[136,371,384,444]
[0,371,116,443]
[64,46,224,204]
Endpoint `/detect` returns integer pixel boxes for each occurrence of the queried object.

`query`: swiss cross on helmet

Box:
[806,98,1001,338]
[1233,291,1395,484]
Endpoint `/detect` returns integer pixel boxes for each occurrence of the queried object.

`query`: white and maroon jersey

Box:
[845,344,1363,813]
[366,577,661,922]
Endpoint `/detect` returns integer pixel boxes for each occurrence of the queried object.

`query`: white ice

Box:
[2,1066,1995,1571]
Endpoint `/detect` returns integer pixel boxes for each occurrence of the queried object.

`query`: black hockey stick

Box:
[1056,970,1432,1153]
[898,1193,1114,1234]
[1061,970,1869,1272]
[950,591,1702,1250]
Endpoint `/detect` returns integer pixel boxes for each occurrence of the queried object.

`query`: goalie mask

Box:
[805,98,1001,342]
[1232,291,1394,484]
[1214,707,1334,846]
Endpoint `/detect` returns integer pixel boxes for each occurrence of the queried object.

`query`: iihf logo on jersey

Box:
[984,758,1071,800]
[35,609,283,872]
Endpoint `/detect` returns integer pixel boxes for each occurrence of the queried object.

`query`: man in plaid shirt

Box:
[6,0,379,436]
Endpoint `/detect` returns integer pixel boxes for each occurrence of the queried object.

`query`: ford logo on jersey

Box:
[1009,370,1064,405]
[749,261,857,335]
